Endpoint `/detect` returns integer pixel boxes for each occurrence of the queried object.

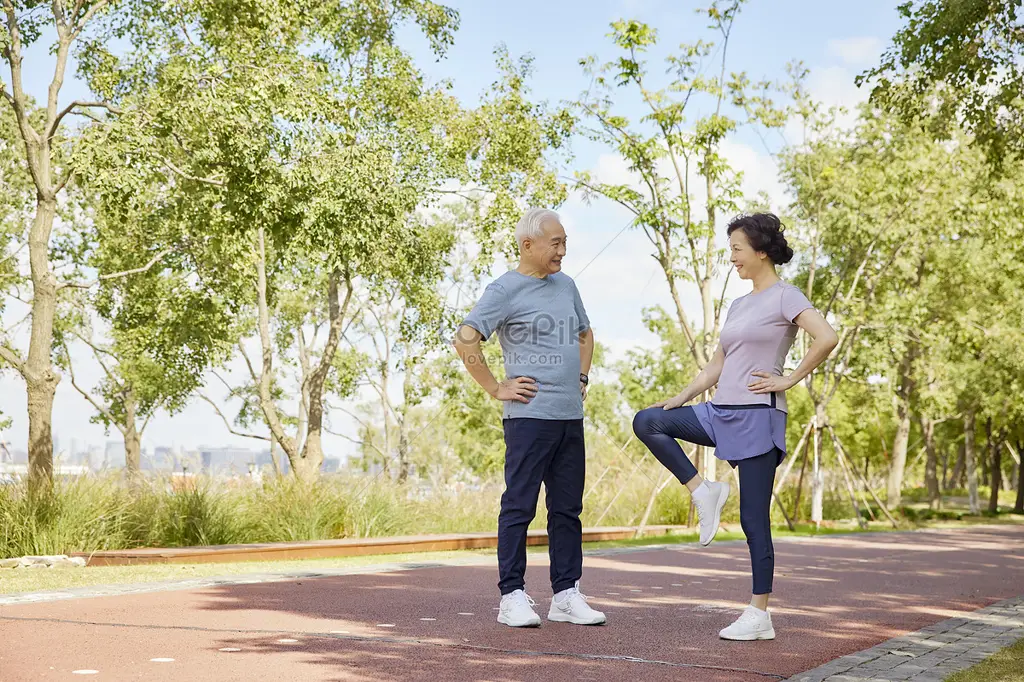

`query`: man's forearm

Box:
[454,341,501,397]
[579,328,594,376]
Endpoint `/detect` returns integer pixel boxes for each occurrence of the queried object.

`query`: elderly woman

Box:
[632,213,838,641]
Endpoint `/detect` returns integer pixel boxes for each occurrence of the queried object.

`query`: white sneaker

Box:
[694,480,730,546]
[547,582,607,625]
[497,589,541,627]
[719,606,776,641]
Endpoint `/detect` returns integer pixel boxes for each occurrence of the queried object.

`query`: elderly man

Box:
[454,208,606,628]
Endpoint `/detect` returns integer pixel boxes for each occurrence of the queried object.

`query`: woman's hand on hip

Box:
[748,371,793,394]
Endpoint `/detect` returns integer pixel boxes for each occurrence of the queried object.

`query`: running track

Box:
[1,525,1020,681]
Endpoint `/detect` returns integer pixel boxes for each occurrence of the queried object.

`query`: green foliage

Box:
[617,308,701,412]
[862,0,1024,164]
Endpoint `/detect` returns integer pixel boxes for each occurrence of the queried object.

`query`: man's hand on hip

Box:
[492,377,538,404]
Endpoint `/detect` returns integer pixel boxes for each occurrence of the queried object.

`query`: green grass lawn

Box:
[945,638,1024,682]
[2,516,1018,596]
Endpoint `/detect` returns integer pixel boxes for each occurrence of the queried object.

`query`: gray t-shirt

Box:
[712,281,814,413]
[462,270,590,420]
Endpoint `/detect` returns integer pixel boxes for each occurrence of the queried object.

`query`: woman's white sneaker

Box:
[497,589,542,627]
[719,605,775,640]
[547,582,607,625]
[693,480,730,546]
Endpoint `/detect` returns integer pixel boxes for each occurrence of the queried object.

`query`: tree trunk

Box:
[965,411,979,514]
[395,364,416,483]
[397,426,409,482]
[982,418,992,489]
[290,456,320,483]
[4,16,75,492]
[381,364,393,476]
[24,195,61,491]
[269,436,282,477]
[123,386,141,478]
[949,439,966,490]
[636,474,674,537]
[920,415,939,509]
[664,264,708,369]
[1014,440,1023,514]
[252,226,300,465]
[299,267,352,481]
[988,425,1002,514]
[792,431,810,522]
[886,347,916,508]
[811,407,825,526]
[940,438,951,496]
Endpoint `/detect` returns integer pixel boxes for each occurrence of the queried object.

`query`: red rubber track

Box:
[1,525,1020,681]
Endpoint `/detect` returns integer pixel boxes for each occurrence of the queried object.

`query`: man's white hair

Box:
[514,208,561,248]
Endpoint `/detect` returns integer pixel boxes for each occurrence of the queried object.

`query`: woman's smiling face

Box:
[729,228,766,280]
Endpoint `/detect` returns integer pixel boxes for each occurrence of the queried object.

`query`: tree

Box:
[779,106,984,517]
[338,50,572,482]
[53,180,238,477]
[862,0,1024,164]
[0,0,138,489]
[574,4,784,481]
[72,0,477,481]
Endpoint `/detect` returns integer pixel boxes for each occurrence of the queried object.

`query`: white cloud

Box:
[826,36,883,68]
[718,138,787,209]
[780,64,871,143]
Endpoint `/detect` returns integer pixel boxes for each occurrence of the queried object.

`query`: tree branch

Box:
[71,329,122,389]
[3,309,31,335]
[54,166,76,194]
[70,0,110,39]
[2,0,44,170]
[211,369,238,395]
[47,100,121,140]
[0,241,27,268]
[253,225,297,458]
[52,0,69,32]
[237,342,261,385]
[139,396,166,436]
[63,345,124,435]
[198,393,271,442]
[0,340,25,371]
[323,423,387,460]
[156,153,225,186]
[58,249,169,290]
[568,175,641,217]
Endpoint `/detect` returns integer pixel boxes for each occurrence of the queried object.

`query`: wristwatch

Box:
[579,373,589,385]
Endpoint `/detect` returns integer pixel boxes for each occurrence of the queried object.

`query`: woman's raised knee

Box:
[632,408,661,438]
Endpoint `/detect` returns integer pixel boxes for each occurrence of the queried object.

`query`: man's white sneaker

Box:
[497,589,542,627]
[547,582,606,625]
[719,606,775,641]
[694,480,730,546]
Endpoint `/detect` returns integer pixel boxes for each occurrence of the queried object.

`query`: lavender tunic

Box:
[695,281,814,464]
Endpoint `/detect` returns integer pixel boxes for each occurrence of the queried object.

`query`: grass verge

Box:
[944,638,1024,682]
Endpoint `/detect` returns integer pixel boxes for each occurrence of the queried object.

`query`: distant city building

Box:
[104,440,126,469]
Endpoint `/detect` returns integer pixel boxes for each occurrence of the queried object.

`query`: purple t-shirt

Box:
[712,281,814,413]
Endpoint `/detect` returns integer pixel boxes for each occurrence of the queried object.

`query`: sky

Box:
[0,0,905,459]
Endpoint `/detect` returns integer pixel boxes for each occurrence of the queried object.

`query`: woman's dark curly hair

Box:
[726,212,794,265]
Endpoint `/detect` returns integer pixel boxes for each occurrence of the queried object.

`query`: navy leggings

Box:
[632,406,778,595]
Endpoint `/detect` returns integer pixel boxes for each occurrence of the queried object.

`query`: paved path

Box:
[1,525,1020,681]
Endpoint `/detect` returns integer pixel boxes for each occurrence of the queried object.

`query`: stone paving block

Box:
[785,596,1024,682]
